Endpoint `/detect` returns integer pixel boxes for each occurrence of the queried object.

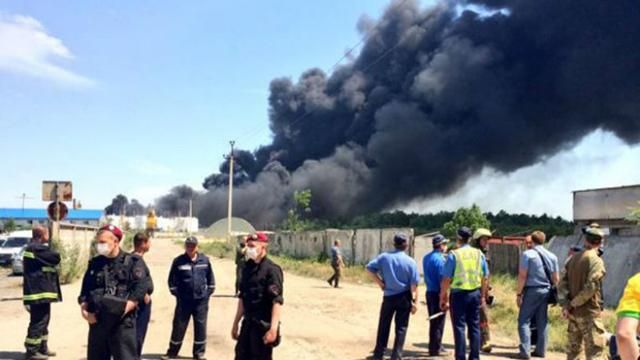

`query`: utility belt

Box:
[90,290,128,317]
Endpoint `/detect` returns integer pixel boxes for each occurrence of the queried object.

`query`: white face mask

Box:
[246,247,259,261]
[96,243,112,257]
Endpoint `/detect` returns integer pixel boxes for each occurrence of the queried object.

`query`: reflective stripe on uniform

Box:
[41,335,48,341]
[23,251,35,259]
[451,247,483,291]
[23,292,59,301]
[24,337,42,345]
[42,266,57,273]
[170,340,182,345]
[194,340,207,344]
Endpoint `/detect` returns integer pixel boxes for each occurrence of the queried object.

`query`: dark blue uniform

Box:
[166,253,215,358]
[78,250,147,360]
[133,254,153,360]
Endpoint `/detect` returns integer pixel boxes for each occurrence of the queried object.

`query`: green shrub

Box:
[51,238,84,285]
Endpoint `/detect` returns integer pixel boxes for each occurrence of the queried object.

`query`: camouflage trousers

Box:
[480,302,491,346]
[566,315,609,360]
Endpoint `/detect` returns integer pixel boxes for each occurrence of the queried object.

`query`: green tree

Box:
[628,201,640,224]
[284,189,313,231]
[2,219,17,233]
[442,204,491,238]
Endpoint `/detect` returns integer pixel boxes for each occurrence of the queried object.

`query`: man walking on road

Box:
[23,225,62,360]
[132,232,154,360]
[515,231,559,359]
[232,232,284,360]
[327,240,344,288]
[559,226,607,360]
[366,233,419,360]
[163,236,215,360]
[422,234,449,357]
[440,227,489,360]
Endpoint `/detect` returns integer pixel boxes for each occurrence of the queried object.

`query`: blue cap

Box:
[393,233,409,244]
[432,234,448,246]
[457,227,472,240]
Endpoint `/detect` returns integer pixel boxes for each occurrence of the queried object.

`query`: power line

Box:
[232,0,411,147]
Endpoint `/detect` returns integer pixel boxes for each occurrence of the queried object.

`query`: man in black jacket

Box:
[162,236,215,360]
[78,224,148,360]
[132,232,154,360]
[23,225,62,360]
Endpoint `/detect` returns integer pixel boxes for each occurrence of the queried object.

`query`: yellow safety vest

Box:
[451,246,483,290]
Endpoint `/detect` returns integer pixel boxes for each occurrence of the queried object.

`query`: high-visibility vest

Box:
[451,246,483,290]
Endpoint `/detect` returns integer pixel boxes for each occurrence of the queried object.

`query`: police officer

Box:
[231,232,284,360]
[23,225,62,360]
[559,226,607,359]
[440,227,490,360]
[78,224,147,360]
[163,236,215,360]
[132,232,154,360]
[472,228,494,353]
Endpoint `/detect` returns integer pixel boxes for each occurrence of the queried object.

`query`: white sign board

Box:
[42,181,73,202]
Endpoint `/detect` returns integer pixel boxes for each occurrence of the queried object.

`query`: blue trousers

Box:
[373,291,412,360]
[518,287,549,356]
[136,300,151,359]
[426,291,446,354]
[450,289,481,360]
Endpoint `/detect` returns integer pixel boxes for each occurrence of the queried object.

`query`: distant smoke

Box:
[160,0,640,227]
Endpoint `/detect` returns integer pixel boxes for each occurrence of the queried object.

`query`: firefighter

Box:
[231,232,284,360]
[472,227,494,353]
[23,225,62,360]
[78,224,148,360]
[163,236,215,360]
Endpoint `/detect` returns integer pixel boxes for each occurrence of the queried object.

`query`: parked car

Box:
[11,246,26,275]
[0,234,31,266]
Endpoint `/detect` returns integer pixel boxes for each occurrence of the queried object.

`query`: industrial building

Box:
[0,208,104,228]
[572,184,640,236]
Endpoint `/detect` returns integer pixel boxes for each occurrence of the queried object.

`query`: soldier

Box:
[558,227,607,360]
[132,232,154,360]
[23,225,62,360]
[231,232,284,360]
[472,228,494,353]
[614,272,640,360]
[441,227,490,360]
[78,225,148,360]
[327,240,344,288]
[236,236,247,296]
[163,236,215,360]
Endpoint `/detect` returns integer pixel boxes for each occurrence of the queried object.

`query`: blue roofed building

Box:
[0,208,104,228]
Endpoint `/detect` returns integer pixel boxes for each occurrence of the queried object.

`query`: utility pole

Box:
[17,193,34,212]
[189,198,193,218]
[226,141,235,240]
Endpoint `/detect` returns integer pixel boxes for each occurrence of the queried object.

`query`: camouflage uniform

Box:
[558,248,607,360]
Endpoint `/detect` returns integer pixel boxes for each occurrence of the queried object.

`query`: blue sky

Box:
[0,0,389,209]
[2,0,639,219]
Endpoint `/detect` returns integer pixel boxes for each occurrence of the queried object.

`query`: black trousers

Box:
[373,291,412,360]
[136,300,152,359]
[87,314,137,360]
[426,291,446,354]
[235,318,273,360]
[167,297,209,357]
[327,263,341,288]
[25,303,51,354]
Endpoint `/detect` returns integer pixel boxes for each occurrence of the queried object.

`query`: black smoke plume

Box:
[163,0,640,227]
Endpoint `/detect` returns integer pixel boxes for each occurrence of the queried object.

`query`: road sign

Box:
[47,201,69,221]
[42,181,73,202]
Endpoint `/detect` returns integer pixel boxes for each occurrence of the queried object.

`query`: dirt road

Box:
[0,238,563,359]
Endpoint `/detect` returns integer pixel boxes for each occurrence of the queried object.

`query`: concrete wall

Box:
[549,235,640,307]
[268,228,414,265]
[57,222,98,265]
